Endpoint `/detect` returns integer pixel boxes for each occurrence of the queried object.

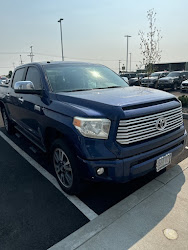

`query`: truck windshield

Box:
[43,64,129,92]
[150,73,161,77]
[167,72,180,77]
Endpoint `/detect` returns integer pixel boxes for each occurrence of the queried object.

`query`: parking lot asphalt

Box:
[0,133,89,250]
[0,95,188,249]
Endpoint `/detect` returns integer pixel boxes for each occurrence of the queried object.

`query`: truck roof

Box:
[15,61,102,69]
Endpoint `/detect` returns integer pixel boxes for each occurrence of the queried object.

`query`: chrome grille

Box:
[116,106,183,144]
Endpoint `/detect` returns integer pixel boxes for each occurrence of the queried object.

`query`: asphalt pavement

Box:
[0,132,89,250]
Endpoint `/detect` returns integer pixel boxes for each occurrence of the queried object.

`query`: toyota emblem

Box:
[156,117,167,131]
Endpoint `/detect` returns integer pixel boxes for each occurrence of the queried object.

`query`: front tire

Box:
[51,139,81,195]
[2,108,14,134]
[154,82,158,89]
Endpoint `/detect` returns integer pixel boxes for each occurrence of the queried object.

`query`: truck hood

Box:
[56,86,175,108]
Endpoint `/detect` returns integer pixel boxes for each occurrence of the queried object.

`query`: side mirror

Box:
[14,81,42,95]
[182,75,187,81]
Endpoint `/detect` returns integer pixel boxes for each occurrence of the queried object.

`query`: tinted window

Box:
[25,67,42,89]
[12,68,25,86]
[167,72,180,77]
[182,72,188,78]
[151,72,161,77]
[43,64,128,93]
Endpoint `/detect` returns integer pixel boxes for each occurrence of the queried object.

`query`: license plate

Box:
[156,153,172,172]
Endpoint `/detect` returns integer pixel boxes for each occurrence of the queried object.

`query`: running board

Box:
[14,125,46,153]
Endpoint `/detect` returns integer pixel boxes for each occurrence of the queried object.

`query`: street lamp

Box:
[124,35,131,72]
[58,18,64,61]
[129,53,132,72]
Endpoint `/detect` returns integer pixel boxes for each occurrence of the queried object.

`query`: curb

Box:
[48,157,188,250]
[183,113,188,119]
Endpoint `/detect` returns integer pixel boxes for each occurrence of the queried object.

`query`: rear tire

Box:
[173,83,178,91]
[50,139,81,195]
[2,108,14,134]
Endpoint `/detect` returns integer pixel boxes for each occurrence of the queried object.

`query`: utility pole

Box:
[129,53,132,72]
[20,55,23,65]
[124,35,131,72]
[28,46,34,62]
[58,18,64,61]
[119,60,121,73]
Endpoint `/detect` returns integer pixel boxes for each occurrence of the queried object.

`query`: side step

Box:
[14,125,46,153]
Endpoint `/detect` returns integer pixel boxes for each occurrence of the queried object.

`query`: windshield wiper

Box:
[106,86,123,88]
[66,88,93,92]
[95,86,123,90]
[62,86,123,92]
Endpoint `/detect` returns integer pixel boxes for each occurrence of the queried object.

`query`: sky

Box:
[0,0,188,76]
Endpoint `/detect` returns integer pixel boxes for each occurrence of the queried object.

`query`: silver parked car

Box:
[181,79,188,92]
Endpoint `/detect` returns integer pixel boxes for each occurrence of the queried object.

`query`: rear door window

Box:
[25,67,42,89]
[12,68,25,87]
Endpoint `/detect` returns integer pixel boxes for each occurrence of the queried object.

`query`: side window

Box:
[185,72,188,79]
[25,67,42,89]
[12,68,25,87]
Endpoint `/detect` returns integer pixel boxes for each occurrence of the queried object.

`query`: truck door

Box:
[6,67,26,124]
[17,66,45,144]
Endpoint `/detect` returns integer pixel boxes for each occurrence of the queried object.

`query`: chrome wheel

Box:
[53,148,73,188]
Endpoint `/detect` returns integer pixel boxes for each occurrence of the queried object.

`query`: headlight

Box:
[169,79,173,83]
[73,117,111,139]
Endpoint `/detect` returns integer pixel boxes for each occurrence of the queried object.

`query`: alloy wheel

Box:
[53,148,73,188]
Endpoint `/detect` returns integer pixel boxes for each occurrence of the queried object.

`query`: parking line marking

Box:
[0,131,98,221]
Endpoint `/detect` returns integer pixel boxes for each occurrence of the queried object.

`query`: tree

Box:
[6,71,12,78]
[138,9,162,75]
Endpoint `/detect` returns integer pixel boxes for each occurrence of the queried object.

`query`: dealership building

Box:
[153,62,188,72]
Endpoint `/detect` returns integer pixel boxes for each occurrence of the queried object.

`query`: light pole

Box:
[58,18,64,61]
[20,55,23,65]
[124,35,131,72]
[119,60,121,73]
[129,53,132,72]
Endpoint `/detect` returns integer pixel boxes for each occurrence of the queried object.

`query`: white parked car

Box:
[121,76,129,84]
[181,79,188,92]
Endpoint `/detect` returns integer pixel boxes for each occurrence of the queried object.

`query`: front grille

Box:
[160,80,169,84]
[116,106,183,145]
[142,79,151,83]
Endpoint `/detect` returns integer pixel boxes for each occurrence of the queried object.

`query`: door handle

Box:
[18,97,24,103]
[34,105,41,111]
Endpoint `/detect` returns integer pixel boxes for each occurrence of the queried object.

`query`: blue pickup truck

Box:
[0,61,187,194]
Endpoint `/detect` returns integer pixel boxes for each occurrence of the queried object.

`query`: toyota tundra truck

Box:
[0,62,187,194]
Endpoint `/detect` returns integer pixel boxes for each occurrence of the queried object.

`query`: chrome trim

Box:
[116,107,183,144]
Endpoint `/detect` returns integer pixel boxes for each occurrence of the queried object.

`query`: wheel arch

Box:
[44,126,74,152]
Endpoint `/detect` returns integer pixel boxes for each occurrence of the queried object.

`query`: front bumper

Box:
[141,82,155,87]
[181,85,188,90]
[78,130,187,183]
[158,82,173,88]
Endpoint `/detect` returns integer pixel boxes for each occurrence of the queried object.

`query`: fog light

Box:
[97,168,104,175]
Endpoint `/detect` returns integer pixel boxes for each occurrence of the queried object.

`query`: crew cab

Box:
[158,71,188,90]
[141,71,169,88]
[0,62,187,194]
